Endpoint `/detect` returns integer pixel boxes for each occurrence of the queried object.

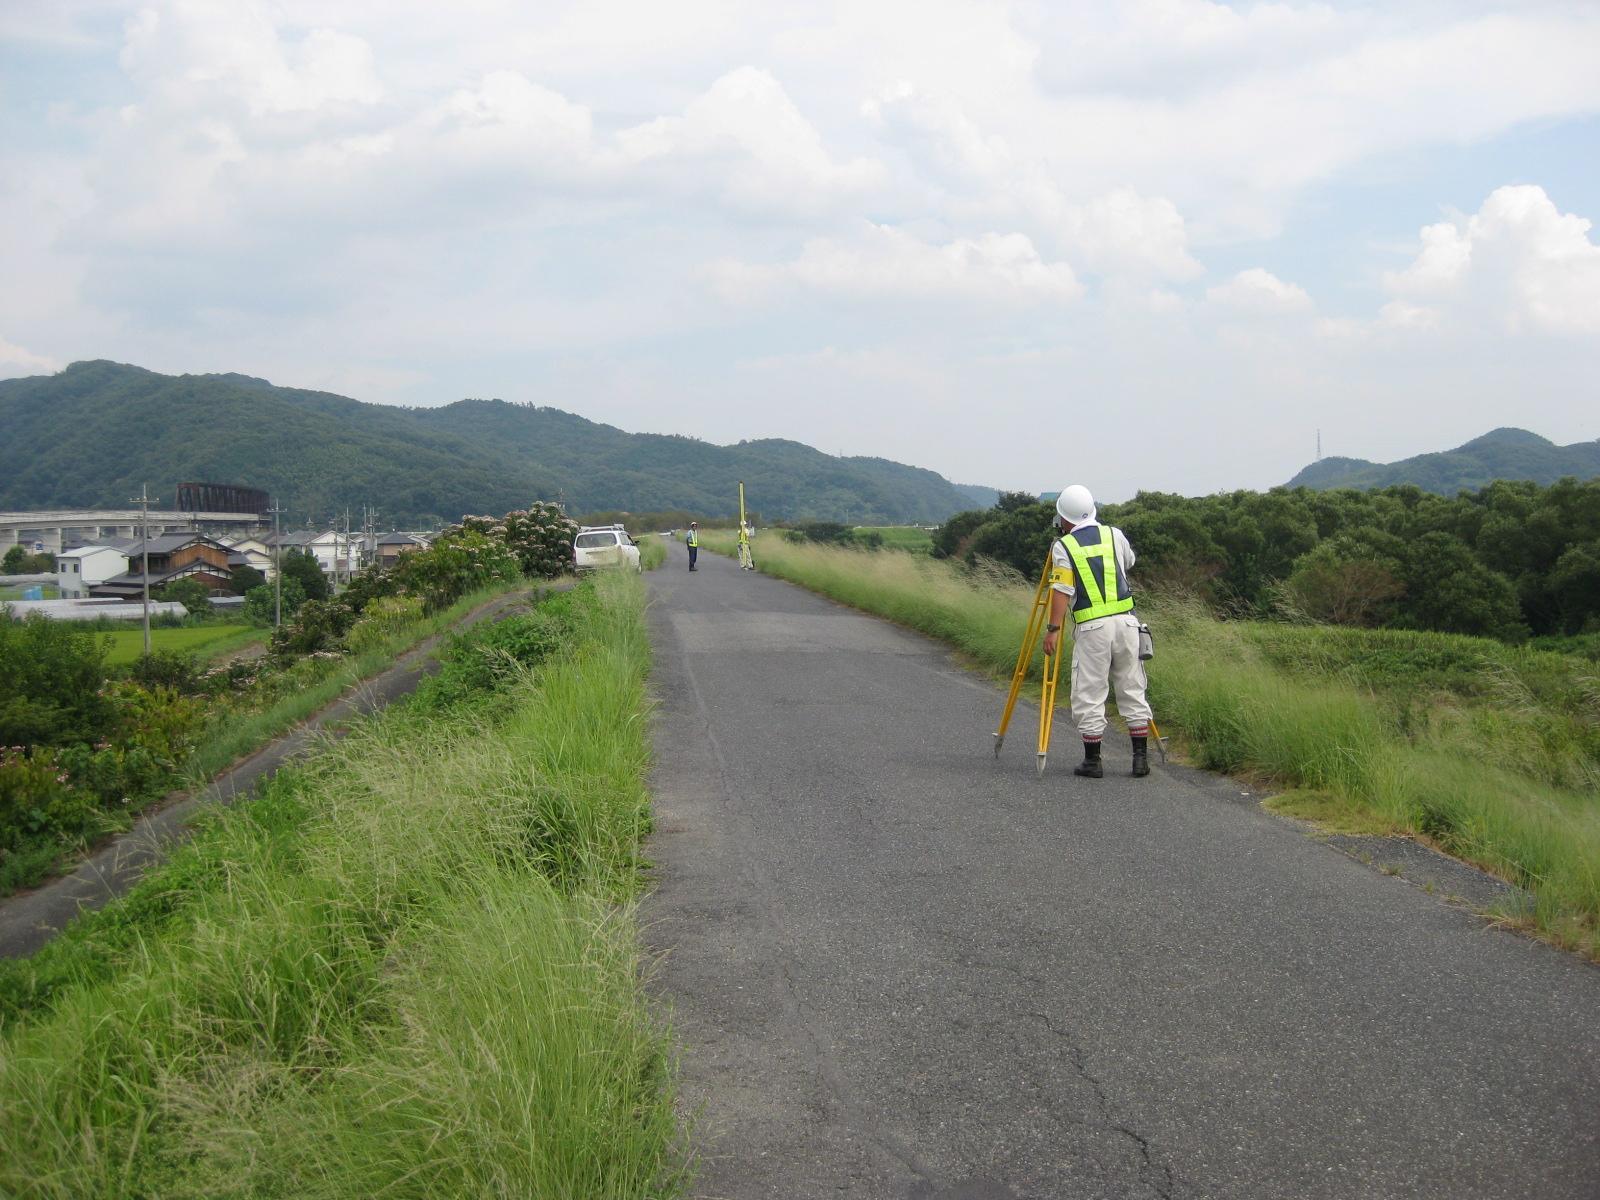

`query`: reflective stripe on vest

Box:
[1062,526,1134,623]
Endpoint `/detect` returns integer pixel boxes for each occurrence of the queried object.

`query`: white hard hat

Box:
[1055,484,1096,526]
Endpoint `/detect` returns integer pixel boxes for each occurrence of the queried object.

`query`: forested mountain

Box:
[0,361,995,525]
[1287,428,1600,492]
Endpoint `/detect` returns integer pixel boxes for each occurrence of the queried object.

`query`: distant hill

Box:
[1286,428,1600,493]
[0,361,996,526]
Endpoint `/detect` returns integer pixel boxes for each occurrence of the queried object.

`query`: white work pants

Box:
[1069,613,1152,740]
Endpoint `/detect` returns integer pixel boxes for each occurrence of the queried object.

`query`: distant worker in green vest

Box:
[686,522,700,572]
[1040,484,1153,779]
[737,519,755,570]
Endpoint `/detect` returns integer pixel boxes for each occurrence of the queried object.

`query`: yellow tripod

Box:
[993,552,1067,775]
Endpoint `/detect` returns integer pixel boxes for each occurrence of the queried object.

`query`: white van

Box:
[573,525,642,572]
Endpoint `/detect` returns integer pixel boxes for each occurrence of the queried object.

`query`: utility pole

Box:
[268,497,286,628]
[1317,428,1322,461]
[130,484,155,656]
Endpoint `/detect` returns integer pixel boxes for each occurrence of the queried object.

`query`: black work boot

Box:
[1131,735,1150,777]
[1074,739,1103,778]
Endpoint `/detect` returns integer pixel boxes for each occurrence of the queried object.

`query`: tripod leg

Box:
[1036,637,1065,775]
[995,556,1052,756]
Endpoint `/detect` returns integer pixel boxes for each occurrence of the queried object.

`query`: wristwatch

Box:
[1046,623,1061,633]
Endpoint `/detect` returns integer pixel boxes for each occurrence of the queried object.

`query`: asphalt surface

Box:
[0,587,537,959]
[644,543,1600,1200]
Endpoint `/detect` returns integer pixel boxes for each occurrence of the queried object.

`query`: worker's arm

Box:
[1042,588,1069,657]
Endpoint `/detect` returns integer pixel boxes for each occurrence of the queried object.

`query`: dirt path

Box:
[0,586,540,959]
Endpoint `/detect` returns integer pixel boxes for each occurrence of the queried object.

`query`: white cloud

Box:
[712,224,1083,306]
[1384,185,1600,335]
[613,67,886,215]
[1206,268,1313,314]
[0,336,60,378]
[119,0,382,116]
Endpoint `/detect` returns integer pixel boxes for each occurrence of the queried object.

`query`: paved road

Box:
[645,544,1600,1200]
[0,587,538,959]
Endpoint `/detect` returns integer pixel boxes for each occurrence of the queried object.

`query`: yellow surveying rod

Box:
[739,480,747,529]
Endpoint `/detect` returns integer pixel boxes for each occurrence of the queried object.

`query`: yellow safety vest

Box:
[1060,527,1134,623]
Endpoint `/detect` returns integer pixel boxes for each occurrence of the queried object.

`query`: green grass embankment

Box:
[715,534,1600,957]
[0,571,687,1198]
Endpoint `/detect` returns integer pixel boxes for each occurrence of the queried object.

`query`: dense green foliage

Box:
[0,575,687,1196]
[936,479,1600,639]
[0,360,993,524]
[1286,427,1600,492]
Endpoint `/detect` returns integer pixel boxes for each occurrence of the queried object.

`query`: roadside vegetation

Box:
[0,572,688,1197]
[0,503,578,895]
[638,533,668,570]
[713,531,1600,957]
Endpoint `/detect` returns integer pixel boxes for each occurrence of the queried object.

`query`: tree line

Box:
[933,478,1600,641]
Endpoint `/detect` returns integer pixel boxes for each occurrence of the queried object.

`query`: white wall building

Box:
[54,545,130,598]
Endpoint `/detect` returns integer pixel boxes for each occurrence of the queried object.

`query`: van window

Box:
[574,532,616,548]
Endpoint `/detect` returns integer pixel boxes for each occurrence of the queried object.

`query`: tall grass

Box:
[0,572,687,1197]
[637,535,668,571]
[722,534,1600,956]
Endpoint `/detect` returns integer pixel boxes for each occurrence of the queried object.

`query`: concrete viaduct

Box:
[0,510,264,554]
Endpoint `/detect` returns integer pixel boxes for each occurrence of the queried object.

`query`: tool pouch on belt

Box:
[1137,622,1154,661]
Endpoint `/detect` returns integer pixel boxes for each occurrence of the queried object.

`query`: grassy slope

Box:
[711,533,1600,957]
[0,572,686,1198]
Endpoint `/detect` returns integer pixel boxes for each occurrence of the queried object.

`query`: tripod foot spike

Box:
[1036,753,1047,776]
[993,733,1004,757]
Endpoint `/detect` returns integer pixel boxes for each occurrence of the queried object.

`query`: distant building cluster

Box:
[2,505,434,620]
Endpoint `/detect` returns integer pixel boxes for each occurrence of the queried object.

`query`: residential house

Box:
[54,545,130,598]
[219,535,277,579]
[90,531,234,599]
[375,532,429,564]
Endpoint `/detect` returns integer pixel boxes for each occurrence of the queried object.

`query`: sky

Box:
[2,0,1598,501]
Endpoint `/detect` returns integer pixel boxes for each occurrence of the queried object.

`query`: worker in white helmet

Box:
[1040,484,1154,778]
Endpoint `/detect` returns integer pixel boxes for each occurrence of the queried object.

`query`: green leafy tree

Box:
[1549,542,1600,634]
[153,578,212,614]
[2,546,26,573]
[229,564,266,595]
[1400,532,1527,640]
[243,577,305,627]
[279,548,329,602]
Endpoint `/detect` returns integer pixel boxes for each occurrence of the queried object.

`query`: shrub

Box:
[125,648,201,693]
[344,594,426,655]
[152,578,212,614]
[0,615,111,747]
[270,599,358,659]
